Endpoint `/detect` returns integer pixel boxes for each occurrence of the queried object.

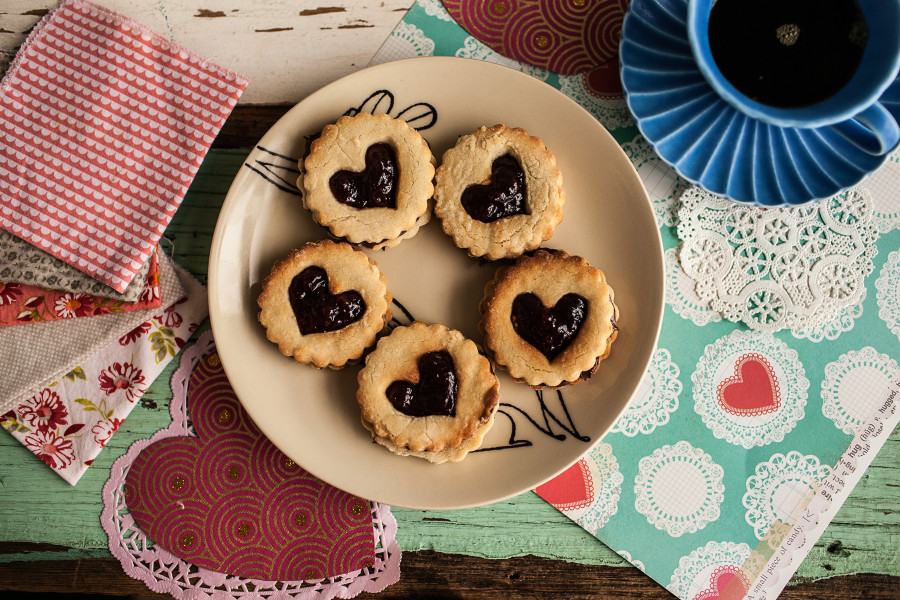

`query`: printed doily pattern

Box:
[667,541,752,600]
[821,347,899,435]
[573,442,624,534]
[676,187,879,333]
[535,441,623,533]
[611,348,681,437]
[420,0,454,21]
[620,134,686,227]
[370,20,435,65]
[617,550,646,573]
[665,247,722,327]
[558,68,632,132]
[693,330,808,448]
[743,451,831,540]
[455,35,550,80]
[634,441,724,538]
[876,249,900,343]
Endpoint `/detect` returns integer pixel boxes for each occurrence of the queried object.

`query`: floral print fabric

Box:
[0,251,162,327]
[0,264,208,484]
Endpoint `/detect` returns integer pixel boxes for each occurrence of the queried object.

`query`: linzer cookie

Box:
[434,124,564,260]
[479,249,618,389]
[257,240,392,369]
[357,321,500,464]
[301,112,436,250]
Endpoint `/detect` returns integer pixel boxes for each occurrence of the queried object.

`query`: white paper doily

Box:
[676,187,879,333]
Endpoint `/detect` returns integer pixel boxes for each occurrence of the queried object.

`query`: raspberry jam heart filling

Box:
[386,350,458,417]
[511,292,588,361]
[329,142,398,209]
[288,266,366,334]
[461,153,529,222]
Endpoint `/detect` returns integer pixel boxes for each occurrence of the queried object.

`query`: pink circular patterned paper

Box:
[442,0,628,75]
[124,349,376,581]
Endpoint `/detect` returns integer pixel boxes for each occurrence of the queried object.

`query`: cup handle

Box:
[830,103,900,156]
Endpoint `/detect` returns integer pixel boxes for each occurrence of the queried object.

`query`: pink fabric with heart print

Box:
[0,0,248,292]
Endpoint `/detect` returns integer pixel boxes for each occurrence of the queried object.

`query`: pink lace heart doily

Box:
[101,329,401,599]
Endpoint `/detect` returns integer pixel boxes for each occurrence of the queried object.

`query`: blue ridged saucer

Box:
[620,0,900,206]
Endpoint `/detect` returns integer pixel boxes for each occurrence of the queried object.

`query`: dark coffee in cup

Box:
[708,0,867,108]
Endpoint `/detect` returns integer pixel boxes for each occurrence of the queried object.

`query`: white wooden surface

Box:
[0,0,410,104]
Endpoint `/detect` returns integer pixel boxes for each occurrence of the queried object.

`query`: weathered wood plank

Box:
[0,547,897,599]
[0,0,410,105]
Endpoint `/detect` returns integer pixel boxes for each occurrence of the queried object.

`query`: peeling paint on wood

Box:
[0,0,410,104]
[194,8,226,18]
[299,7,346,16]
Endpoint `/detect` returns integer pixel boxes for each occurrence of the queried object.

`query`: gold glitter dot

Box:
[572,0,586,5]
[296,512,308,527]
[227,466,241,480]
[492,1,508,15]
[535,34,550,49]
[171,476,185,491]
[180,533,195,548]
[237,523,251,537]
[206,353,221,367]
[304,568,319,581]
[351,501,366,516]
[363,560,374,568]
[283,457,296,469]
[217,408,232,424]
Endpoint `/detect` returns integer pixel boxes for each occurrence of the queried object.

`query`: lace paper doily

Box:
[676,187,879,333]
[101,331,401,599]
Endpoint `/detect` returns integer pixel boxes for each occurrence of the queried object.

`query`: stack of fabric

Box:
[0,0,248,484]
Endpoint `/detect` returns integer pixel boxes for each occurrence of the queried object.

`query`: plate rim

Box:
[208,56,665,509]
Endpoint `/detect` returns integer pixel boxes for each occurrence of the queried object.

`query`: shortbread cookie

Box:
[257,240,392,369]
[357,321,500,464]
[479,249,618,388]
[301,112,435,250]
[434,124,564,260]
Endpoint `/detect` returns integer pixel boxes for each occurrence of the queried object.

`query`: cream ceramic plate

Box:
[209,57,664,509]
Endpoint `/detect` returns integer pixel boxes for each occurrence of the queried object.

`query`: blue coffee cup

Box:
[687,0,900,155]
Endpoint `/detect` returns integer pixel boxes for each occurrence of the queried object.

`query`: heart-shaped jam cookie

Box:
[511,292,587,361]
[329,143,398,209]
[386,350,458,417]
[460,153,529,223]
[288,266,366,334]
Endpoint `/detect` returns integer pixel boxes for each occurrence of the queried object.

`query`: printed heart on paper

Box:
[461,153,529,223]
[716,353,781,417]
[329,143,397,209]
[691,565,750,600]
[534,458,594,512]
[124,351,375,580]
[442,0,629,75]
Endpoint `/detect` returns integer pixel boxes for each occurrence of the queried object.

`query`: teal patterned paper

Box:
[371,3,900,599]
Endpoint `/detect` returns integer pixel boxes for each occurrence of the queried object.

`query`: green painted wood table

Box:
[0,106,898,599]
